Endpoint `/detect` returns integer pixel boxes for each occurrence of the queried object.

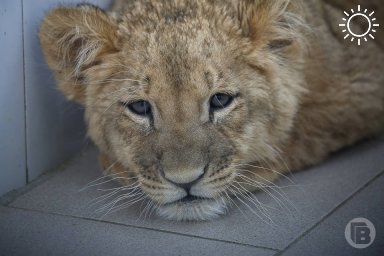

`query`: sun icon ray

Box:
[339,5,380,46]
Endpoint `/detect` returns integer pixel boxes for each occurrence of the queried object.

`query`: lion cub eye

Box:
[126,100,152,116]
[210,93,234,111]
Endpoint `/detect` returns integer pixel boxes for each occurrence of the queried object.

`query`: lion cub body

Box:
[40,0,384,220]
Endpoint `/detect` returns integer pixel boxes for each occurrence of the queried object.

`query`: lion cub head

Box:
[40,0,307,221]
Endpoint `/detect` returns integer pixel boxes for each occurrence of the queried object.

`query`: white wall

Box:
[0,0,112,195]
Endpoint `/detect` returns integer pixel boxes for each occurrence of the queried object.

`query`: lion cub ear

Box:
[39,5,119,104]
[237,0,307,52]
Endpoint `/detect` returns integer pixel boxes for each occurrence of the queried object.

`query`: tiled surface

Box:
[280,174,384,256]
[2,139,384,255]
[0,0,26,195]
[0,206,272,256]
[23,0,112,181]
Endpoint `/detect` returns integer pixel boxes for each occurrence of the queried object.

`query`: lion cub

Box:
[39,0,384,221]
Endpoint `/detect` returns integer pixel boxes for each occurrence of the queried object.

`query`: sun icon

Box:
[339,5,380,46]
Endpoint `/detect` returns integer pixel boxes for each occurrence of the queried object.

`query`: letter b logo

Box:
[345,218,376,249]
[351,222,370,244]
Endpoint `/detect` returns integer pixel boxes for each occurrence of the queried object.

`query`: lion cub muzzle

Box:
[158,128,209,190]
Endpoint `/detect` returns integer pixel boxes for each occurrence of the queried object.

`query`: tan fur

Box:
[39,0,384,221]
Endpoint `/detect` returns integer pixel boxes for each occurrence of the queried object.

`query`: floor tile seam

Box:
[2,205,280,252]
[274,169,384,256]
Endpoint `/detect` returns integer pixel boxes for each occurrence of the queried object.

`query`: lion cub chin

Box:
[40,0,384,221]
[157,199,227,221]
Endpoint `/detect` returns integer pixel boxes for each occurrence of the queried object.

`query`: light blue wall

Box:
[0,0,112,195]
[0,0,26,195]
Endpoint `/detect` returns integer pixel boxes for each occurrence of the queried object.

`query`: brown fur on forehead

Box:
[115,0,244,51]
[114,19,243,102]
[114,0,236,26]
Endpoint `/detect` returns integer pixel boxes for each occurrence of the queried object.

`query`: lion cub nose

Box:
[161,148,207,189]
[163,168,205,189]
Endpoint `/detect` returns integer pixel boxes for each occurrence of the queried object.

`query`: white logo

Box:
[345,217,376,249]
[339,5,380,46]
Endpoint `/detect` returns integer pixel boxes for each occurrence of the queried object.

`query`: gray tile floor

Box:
[1,140,384,256]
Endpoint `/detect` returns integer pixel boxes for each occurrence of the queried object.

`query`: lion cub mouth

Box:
[157,195,227,221]
[163,195,209,207]
[178,195,204,203]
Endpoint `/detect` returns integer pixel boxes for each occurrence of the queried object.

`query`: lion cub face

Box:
[40,1,306,220]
